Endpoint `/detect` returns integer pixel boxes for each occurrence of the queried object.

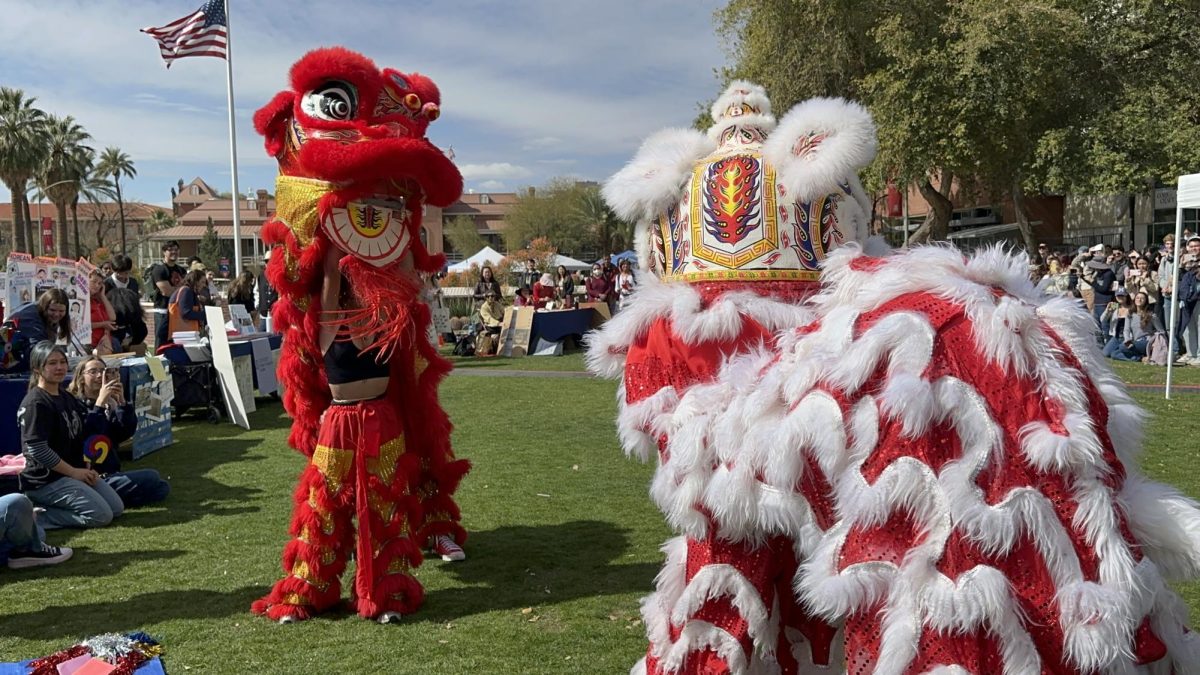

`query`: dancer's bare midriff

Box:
[319,246,391,403]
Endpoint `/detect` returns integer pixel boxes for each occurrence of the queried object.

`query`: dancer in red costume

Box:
[590,82,1200,673]
[250,47,469,625]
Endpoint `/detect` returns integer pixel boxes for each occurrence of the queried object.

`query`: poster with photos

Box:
[3,254,90,350]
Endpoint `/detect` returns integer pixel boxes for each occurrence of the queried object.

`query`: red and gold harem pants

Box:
[252,398,424,621]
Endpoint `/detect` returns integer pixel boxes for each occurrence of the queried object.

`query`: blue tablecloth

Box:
[529,308,595,349]
[229,334,282,390]
[228,333,283,359]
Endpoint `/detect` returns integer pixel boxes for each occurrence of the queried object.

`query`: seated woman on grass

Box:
[18,341,125,528]
[1110,291,1165,362]
[68,357,170,509]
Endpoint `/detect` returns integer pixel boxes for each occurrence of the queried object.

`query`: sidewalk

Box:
[1125,384,1200,393]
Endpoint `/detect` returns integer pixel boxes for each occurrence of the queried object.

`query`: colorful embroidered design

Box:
[687,152,779,272]
[81,434,111,467]
[702,155,761,245]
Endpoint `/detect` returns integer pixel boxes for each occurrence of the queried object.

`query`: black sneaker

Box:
[6,543,73,570]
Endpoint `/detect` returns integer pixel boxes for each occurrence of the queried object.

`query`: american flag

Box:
[141,0,228,68]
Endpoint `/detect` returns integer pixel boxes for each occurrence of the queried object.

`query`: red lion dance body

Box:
[590,82,1200,673]
[250,47,469,624]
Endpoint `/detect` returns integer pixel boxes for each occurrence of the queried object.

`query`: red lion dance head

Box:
[255,47,462,456]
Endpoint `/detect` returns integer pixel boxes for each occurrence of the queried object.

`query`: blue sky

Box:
[0,0,728,207]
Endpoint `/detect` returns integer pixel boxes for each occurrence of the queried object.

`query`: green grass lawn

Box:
[446,351,589,373]
[0,365,1197,673]
[1109,360,1200,387]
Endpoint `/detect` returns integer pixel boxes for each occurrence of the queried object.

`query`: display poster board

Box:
[206,306,250,429]
[432,306,451,335]
[578,301,611,324]
[497,308,515,357]
[233,355,256,414]
[3,254,90,349]
[250,337,278,395]
[532,338,564,356]
[497,307,534,357]
[228,304,256,335]
[125,357,174,459]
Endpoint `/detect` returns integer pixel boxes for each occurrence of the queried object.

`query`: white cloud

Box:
[477,180,507,191]
[459,163,534,181]
[0,0,728,205]
[522,136,563,151]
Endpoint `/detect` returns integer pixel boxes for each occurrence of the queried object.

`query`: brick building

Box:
[885,178,1064,249]
[149,178,519,270]
[0,200,158,256]
[441,191,519,256]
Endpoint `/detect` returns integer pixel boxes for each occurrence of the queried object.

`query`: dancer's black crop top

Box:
[324,337,390,384]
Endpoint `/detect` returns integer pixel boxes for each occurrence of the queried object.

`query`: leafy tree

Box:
[444,214,487,256]
[502,179,599,256]
[41,114,93,257]
[1058,1,1200,195]
[197,216,228,269]
[0,87,49,253]
[95,146,137,254]
[498,237,559,288]
[713,0,1200,250]
[714,0,963,243]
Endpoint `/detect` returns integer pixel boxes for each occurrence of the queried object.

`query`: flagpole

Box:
[222,0,243,275]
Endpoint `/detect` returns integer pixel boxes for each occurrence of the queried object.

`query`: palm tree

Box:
[41,114,93,257]
[577,186,632,255]
[0,88,49,253]
[95,146,136,255]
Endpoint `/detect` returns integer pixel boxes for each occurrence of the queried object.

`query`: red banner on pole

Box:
[41,217,54,254]
[885,182,904,218]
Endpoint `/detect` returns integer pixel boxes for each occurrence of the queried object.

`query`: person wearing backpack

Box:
[148,241,186,349]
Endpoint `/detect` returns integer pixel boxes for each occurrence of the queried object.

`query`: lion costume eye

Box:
[302,81,358,122]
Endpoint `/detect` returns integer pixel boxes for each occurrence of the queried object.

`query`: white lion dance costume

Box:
[588,82,1200,674]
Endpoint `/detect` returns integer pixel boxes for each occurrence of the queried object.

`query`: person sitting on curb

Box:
[0,492,72,569]
[68,357,170,509]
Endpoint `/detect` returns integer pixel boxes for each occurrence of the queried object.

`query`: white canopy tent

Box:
[447,245,505,273]
[1166,172,1200,399]
[551,254,591,272]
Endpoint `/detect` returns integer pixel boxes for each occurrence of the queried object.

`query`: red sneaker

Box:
[431,535,465,562]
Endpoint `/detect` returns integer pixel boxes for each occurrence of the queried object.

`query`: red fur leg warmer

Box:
[252,459,355,621]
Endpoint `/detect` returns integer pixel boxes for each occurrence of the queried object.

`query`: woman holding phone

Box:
[68,357,170,508]
[18,342,126,528]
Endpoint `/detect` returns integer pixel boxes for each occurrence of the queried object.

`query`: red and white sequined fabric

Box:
[589,243,1200,675]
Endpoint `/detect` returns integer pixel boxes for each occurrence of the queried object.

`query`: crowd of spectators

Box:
[447,258,639,357]
[1033,231,1200,365]
[0,341,173,572]
[0,242,286,573]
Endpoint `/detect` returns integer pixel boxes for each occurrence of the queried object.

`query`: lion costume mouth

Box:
[274,175,413,268]
[325,198,412,268]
